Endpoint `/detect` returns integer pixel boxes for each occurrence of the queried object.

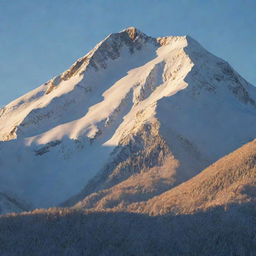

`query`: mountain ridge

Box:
[0,27,256,213]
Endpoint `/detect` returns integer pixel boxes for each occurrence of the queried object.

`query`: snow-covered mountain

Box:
[0,27,256,212]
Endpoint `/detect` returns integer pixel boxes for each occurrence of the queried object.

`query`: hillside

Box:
[1,139,256,255]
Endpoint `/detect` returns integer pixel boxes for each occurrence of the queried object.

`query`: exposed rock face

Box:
[64,120,177,208]
[65,119,208,210]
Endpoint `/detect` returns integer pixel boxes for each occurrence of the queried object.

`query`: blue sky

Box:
[0,0,255,106]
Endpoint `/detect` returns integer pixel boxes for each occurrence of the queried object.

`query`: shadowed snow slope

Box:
[0,27,256,211]
[0,192,29,215]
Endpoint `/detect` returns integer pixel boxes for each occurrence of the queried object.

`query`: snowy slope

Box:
[0,27,256,211]
[0,192,29,214]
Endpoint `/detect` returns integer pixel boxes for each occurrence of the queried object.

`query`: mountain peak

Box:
[1,28,256,211]
[122,26,139,40]
[121,26,152,41]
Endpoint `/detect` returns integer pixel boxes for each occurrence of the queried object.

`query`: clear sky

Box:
[0,0,255,106]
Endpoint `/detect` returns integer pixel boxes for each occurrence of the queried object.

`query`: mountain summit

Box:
[0,27,256,212]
